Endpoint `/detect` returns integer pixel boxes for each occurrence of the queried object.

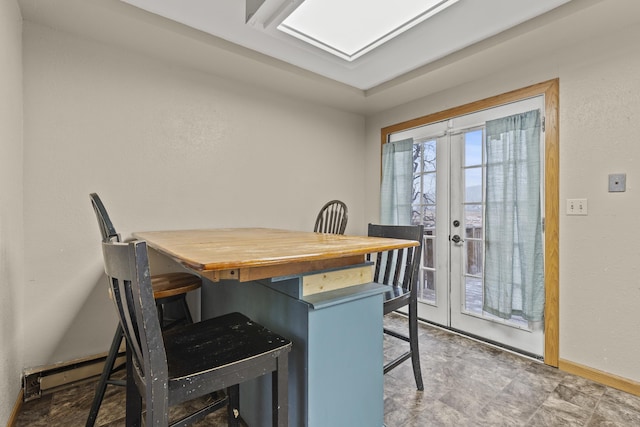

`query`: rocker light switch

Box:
[608,173,626,192]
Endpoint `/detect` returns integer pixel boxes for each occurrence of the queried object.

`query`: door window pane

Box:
[464,276,482,315]
[422,173,436,204]
[423,236,435,269]
[465,240,483,276]
[412,205,436,228]
[412,137,439,307]
[465,129,483,167]
[464,204,483,231]
[422,140,437,172]
[465,167,482,203]
[419,270,436,303]
[412,176,422,204]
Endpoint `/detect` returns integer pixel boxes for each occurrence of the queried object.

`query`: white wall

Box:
[559,23,640,379]
[365,19,640,382]
[0,0,24,422]
[21,22,366,367]
[14,0,640,402]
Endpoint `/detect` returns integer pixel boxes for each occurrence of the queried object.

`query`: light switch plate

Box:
[567,198,588,215]
[608,173,626,192]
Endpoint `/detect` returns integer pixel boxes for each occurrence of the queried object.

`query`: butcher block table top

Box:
[133,227,418,283]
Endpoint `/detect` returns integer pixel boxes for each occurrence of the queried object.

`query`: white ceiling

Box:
[19,0,637,115]
[120,0,571,90]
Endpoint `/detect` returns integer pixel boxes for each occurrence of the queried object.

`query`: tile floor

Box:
[14,313,640,426]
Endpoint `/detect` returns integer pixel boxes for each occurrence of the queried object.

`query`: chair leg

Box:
[125,349,142,427]
[227,385,240,427]
[156,296,193,329]
[409,301,424,391]
[86,325,124,427]
[157,304,164,328]
[180,295,194,324]
[273,353,289,427]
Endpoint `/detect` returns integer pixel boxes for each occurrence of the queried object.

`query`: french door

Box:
[390,96,545,357]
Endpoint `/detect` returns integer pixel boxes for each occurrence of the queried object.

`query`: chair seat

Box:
[151,272,202,299]
[383,286,411,314]
[163,312,291,400]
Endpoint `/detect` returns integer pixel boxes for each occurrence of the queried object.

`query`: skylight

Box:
[278,0,460,62]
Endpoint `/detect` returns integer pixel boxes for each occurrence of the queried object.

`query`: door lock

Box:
[451,235,464,244]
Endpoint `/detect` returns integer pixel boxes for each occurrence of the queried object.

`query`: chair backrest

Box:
[314,200,348,234]
[101,239,169,414]
[367,224,424,293]
[90,193,121,242]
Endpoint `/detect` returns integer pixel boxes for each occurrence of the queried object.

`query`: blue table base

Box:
[202,273,386,427]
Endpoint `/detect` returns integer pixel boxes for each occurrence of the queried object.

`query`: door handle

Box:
[450,235,464,244]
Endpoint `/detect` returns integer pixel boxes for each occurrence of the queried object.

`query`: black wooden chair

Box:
[368,223,424,391]
[87,193,202,427]
[101,239,292,426]
[313,200,348,234]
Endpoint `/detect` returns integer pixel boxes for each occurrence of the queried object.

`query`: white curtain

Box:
[483,110,544,322]
[380,138,413,225]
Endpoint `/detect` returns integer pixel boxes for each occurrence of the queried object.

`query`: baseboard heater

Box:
[22,349,125,402]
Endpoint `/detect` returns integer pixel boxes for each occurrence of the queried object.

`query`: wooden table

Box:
[133,228,418,427]
[134,227,417,282]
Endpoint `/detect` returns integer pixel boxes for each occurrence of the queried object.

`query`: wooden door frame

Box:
[380,79,559,366]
